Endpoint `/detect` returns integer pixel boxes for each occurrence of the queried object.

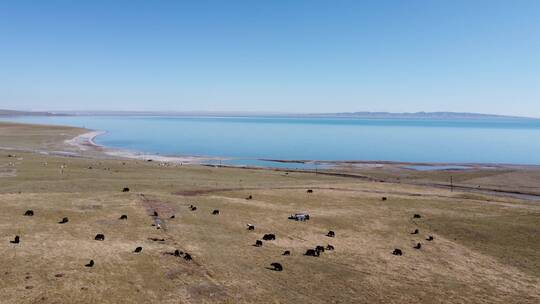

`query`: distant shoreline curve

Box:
[65,129,540,169]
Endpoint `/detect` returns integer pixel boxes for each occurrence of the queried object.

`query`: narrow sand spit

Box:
[64,130,105,151]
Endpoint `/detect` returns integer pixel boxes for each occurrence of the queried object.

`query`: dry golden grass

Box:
[0,122,539,303]
[0,122,84,152]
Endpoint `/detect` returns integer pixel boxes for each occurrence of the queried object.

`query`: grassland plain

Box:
[0,122,539,304]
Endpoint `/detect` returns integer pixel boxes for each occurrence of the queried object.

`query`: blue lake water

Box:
[3,116,540,166]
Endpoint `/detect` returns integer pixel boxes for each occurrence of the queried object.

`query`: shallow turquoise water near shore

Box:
[3,116,540,166]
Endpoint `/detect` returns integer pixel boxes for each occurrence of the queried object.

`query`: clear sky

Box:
[1,0,539,116]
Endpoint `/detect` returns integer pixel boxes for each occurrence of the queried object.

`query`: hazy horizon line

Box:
[2,108,538,119]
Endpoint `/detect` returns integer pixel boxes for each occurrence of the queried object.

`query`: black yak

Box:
[255,240,263,247]
[282,250,291,256]
[10,235,20,244]
[327,231,335,237]
[413,214,422,219]
[326,244,335,251]
[122,187,130,192]
[85,260,94,267]
[184,253,192,261]
[392,249,403,256]
[212,209,220,215]
[304,249,319,257]
[270,263,283,271]
[426,235,434,241]
[307,189,313,193]
[262,234,276,241]
[58,217,69,224]
[119,214,128,220]
[246,195,253,200]
[174,249,182,257]
[382,197,387,201]
[134,246,143,253]
[24,210,34,216]
[247,224,255,230]
[411,229,419,234]
[94,234,105,241]
[414,243,422,249]
[315,245,325,253]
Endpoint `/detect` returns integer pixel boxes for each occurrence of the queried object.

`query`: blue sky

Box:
[1,0,539,116]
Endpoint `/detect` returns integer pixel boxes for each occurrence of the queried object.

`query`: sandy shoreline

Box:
[65,130,219,164]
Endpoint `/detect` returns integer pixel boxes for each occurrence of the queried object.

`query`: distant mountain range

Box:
[0,109,535,120]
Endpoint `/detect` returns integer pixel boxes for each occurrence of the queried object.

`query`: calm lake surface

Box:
[4,116,540,166]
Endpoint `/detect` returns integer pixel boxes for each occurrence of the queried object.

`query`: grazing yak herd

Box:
[246,190,435,271]
[8,188,434,273]
[391,213,435,256]
[10,189,201,268]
